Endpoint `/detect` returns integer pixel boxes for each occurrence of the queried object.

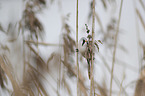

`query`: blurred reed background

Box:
[0,0,145,96]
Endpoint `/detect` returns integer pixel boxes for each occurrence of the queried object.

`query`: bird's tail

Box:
[87,59,91,79]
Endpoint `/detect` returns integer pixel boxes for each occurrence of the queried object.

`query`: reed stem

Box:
[90,0,95,96]
[76,0,79,96]
[110,0,123,96]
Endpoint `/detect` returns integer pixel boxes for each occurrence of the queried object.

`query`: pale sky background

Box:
[0,0,145,96]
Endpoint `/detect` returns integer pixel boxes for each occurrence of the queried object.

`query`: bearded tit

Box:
[78,37,92,79]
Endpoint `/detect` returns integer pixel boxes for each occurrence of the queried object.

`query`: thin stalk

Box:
[110,0,123,96]
[124,80,136,89]
[76,0,79,96]
[22,30,26,80]
[95,12,104,33]
[93,77,95,96]
[25,40,63,46]
[139,0,145,11]
[90,0,95,96]
[118,72,125,96]
[133,0,141,72]
[136,8,145,31]
[34,81,43,96]
[57,55,61,96]
[99,53,128,96]
[57,45,62,96]
[0,56,21,94]
[37,37,39,70]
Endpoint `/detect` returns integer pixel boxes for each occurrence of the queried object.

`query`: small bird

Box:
[78,37,91,79]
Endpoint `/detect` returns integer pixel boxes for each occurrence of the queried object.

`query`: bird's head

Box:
[78,37,87,56]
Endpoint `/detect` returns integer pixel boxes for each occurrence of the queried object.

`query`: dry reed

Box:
[76,0,79,95]
[90,0,95,95]
[0,0,144,96]
[110,0,123,96]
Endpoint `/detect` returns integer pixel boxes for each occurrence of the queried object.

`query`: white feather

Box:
[78,37,87,57]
